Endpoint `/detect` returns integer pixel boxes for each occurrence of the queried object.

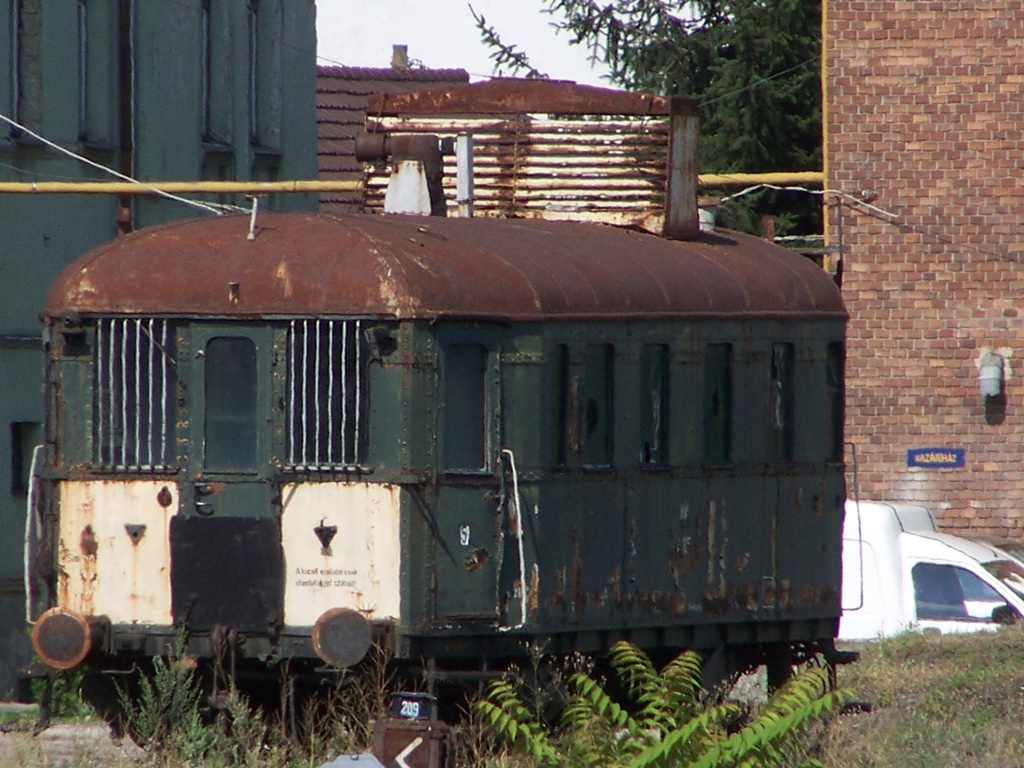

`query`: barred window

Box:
[94,318,176,470]
[286,319,367,469]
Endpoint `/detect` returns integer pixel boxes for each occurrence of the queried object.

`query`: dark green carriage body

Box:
[34,212,846,674]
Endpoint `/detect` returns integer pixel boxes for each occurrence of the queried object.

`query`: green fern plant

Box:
[476,641,851,768]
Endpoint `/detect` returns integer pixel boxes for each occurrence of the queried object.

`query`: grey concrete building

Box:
[0,0,318,698]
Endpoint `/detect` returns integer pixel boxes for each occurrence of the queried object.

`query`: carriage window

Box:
[554,344,571,466]
[443,343,488,471]
[825,342,844,462]
[769,343,794,462]
[10,421,41,494]
[703,343,732,464]
[582,344,613,467]
[94,318,176,470]
[204,337,257,470]
[641,344,669,465]
[286,319,367,469]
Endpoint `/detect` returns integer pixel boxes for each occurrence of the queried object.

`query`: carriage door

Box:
[171,326,284,635]
[433,333,502,622]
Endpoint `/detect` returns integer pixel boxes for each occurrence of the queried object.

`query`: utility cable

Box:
[0,111,230,216]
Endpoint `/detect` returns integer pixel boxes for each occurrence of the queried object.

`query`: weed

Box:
[477,640,849,768]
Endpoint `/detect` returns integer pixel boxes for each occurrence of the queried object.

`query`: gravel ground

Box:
[0,721,144,768]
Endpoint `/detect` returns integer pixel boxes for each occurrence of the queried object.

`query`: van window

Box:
[912,562,1005,622]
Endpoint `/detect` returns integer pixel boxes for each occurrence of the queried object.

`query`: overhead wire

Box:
[0,111,233,215]
[713,181,1017,263]
[11,5,1001,263]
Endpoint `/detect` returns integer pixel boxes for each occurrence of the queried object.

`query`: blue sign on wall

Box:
[907,448,965,469]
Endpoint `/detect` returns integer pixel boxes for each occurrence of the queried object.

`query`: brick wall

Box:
[826,1,1024,542]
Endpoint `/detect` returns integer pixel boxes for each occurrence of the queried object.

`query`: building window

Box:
[640,344,669,465]
[94,319,176,470]
[10,421,41,494]
[247,0,258,144]
[286,319,367,469]
[12,0,42,133]
[703,343,732,464]
[200,0,211,140]
[769,343,794,462]
[582,344,613,467]
[443,344,488,471]
[77,0,87,139]
[826,342,844,462]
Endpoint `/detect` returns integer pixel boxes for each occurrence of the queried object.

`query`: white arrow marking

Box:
[395,736,423,768]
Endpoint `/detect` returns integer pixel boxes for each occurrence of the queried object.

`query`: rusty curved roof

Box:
[43,212,847,322]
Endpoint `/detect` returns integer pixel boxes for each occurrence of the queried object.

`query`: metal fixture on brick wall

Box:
[978,350,1004,397]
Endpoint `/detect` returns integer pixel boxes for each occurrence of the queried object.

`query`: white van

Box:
[839,500,1024,640]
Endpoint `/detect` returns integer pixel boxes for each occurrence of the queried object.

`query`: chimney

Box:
[391,44,409,70]
[356,132,447,217]
[662,97,700,240]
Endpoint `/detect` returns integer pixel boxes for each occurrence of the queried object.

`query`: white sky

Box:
[315,0,612,86]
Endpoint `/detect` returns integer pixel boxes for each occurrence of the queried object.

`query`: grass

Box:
[7,631,1024,768]
[821,627,1024,768]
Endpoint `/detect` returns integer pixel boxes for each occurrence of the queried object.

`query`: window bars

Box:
[286,319,366,469]
[94,318,175,470]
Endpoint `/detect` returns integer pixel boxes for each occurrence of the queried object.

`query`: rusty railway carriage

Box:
[30,210,847,687]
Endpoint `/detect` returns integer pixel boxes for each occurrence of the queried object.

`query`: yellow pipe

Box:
[0,173,821,194]
[0,173,821,195]
[0,179,363,194]
[697,171,823,187]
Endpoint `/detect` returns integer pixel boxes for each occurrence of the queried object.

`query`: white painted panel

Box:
[58,480,176,624]
[281,482,401,625]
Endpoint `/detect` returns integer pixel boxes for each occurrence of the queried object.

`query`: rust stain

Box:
[799,584,824,605]
[366,78,687,117]
[528,565,539,615]
[571,541,583,617]
[157,486,173,508]
[57,538,71,608]
[463,548,490,573]
[43,213,848,324]
[735,551,750,573]
[671,592,687,615]
[779,579,792,609]
[740,582,758,611]
[79,525,98,557]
